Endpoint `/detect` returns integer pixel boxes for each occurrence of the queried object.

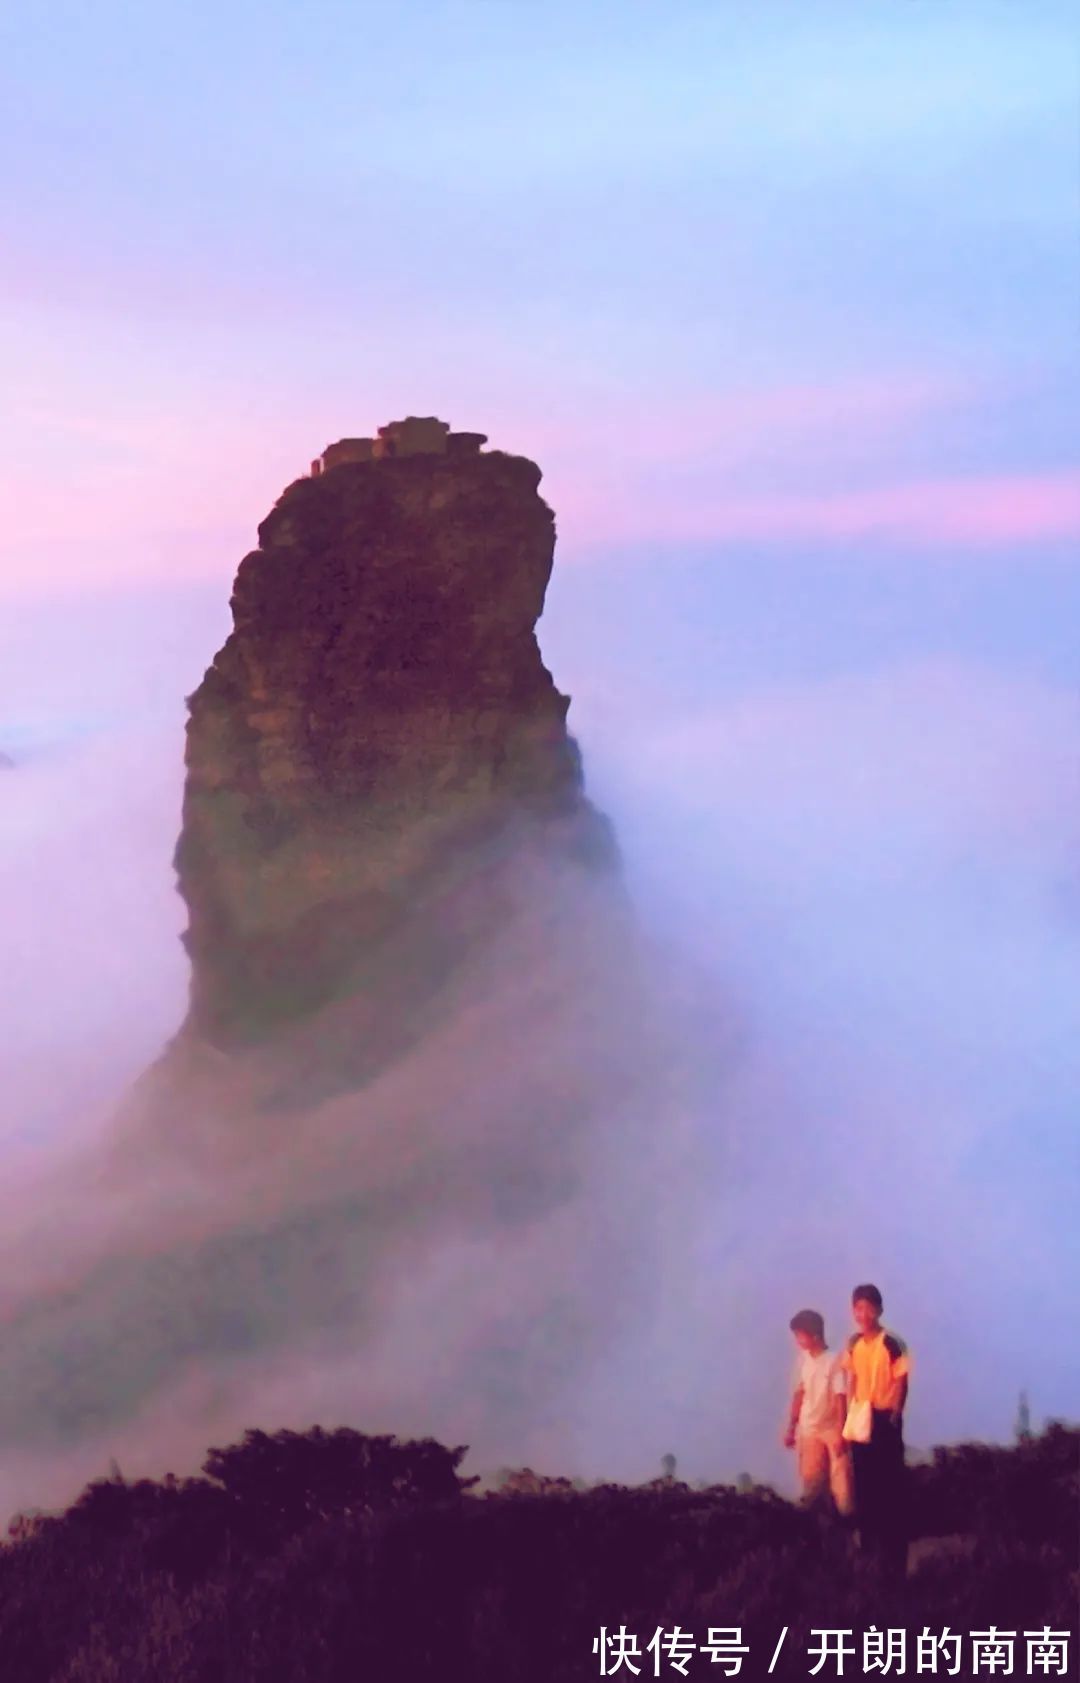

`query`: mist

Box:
[0,552,1077,1521]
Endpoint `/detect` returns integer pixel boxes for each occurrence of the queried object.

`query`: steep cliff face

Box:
[175,427,614,1050]
[0,423,713,1489]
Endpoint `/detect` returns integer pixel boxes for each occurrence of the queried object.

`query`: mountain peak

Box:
[174,423,614,1051]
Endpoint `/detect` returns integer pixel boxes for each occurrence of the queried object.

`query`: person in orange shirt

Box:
[839,1282,911,1579]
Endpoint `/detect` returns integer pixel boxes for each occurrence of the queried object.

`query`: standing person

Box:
[783,1309,853,1517]
[840,1283,911,1580]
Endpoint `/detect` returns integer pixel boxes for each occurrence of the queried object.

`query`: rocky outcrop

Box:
[0,421,713,1492]
[175,424,615,1052]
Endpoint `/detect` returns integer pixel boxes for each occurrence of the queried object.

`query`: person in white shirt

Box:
[782,1308,853,1515]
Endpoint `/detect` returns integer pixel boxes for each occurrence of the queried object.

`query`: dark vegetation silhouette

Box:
[0,1423,1074,1681]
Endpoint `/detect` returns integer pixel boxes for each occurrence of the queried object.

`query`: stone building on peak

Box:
[310,416,488,477]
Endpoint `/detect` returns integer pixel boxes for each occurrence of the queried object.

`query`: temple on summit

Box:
[310,416,488,476]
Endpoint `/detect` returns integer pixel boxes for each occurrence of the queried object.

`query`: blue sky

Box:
[2,0,1077,588]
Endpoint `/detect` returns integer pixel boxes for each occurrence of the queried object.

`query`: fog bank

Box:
[0,573,1076,1518]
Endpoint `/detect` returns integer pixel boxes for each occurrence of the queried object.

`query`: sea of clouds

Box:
[1,558,1076,1518]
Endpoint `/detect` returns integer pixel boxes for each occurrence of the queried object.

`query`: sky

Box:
[1,0,1078,1502]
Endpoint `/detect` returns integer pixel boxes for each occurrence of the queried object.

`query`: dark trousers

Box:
[851,1409,907,1579]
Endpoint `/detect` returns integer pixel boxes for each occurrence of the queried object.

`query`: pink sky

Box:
[2,367,1077,592]
[556,468,1080,551]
